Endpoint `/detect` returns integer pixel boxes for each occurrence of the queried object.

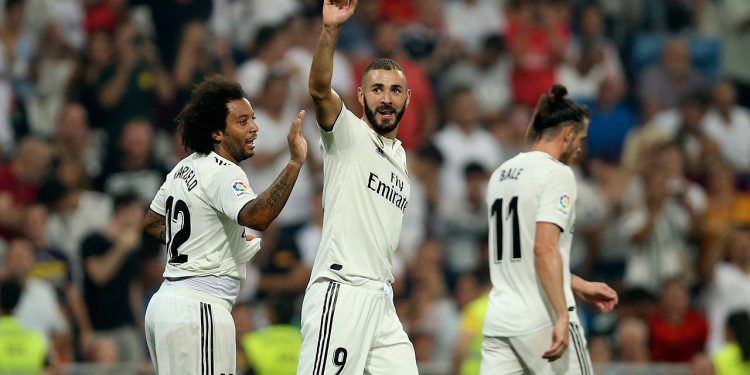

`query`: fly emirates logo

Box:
[366,172,408,212]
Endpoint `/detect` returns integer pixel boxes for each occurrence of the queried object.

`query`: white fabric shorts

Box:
[145,283,236,375]
[480,322,593,375]
[297,279,418,375]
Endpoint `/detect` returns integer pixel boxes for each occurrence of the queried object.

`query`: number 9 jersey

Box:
[483,151,579,337]
[149,152,261,282]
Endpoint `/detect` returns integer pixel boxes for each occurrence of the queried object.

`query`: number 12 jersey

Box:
[483,151,579,337]
[150,152,261,285]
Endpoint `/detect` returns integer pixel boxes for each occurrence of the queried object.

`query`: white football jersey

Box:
[150,152,262,282]
[483,151,578,337]
[310,104,411,285]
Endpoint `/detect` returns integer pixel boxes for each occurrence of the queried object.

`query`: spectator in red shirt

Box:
[649,277,709,362]
[0,137,54,241]
[505,0,569,107]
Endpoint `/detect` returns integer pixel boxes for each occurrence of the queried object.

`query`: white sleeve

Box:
[149,177,169,216]
[536,167,577,232]
[319,103,367,154]
[204,166,258,223]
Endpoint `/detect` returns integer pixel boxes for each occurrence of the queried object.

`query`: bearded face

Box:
[359,69,410,137]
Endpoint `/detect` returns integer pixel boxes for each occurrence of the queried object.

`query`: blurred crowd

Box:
[1,0,749,374]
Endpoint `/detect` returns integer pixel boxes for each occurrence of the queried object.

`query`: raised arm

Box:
[534,222,569,361]
[238,111,307,231]
[309,0,358,130]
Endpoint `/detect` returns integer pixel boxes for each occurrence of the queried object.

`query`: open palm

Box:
[323,0,357,26]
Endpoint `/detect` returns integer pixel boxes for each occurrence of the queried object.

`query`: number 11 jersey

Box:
[150,152,260,283]
[483,151,578,337]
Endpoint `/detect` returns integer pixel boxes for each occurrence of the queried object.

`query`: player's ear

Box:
[562,125,574,143]
[212,130,223,143]
[357,87,364,107]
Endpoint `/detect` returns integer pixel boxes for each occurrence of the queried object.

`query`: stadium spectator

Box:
[434,87,501,202]
[241,296,302,375]
[712,310,750,374]
[99,118,166,203]
[703,81,750,178]
[80,192,150,364]
[583,75,635,164]
[648,277,708,362]
[39,175,112,283]
[703,160,750,254]
[23,204,94,358]
[443,0,506,55]
[505,0,569,107]
[621,169,691,293]
[3,238,70,362]
[637,37,708,111]
[440,34,512,121]
[0,278,50,374]
[436,162,488,279]
[558,3,623,102]
[701,226,750,354]
[0,137,54,242]
[54,103,104,180]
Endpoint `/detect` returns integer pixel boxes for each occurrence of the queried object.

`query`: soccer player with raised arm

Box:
[142,77,307,375]
[296,1,419,374]
[481,85,618,374]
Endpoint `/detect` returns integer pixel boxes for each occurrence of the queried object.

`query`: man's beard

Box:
[363,97,406,136]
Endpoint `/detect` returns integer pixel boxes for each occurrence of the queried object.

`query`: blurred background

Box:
[0,0,749,374]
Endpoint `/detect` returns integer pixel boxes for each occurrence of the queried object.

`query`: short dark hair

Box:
[0,278,22,312]
[113,191,142,212]
[528,84,588,140]
[727,310,750,361]
[36,175,71,208]
[266,295,296,325]
[463,161,486,178]
[176,76,246,154]
[363,58,404,77]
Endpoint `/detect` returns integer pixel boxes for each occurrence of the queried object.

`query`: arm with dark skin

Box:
[142,162,302,235]
[143,209,167,244]
[237,160,302,231]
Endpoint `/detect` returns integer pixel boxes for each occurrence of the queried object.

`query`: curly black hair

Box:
[176,76,246,154]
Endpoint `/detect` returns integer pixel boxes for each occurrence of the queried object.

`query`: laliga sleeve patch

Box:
[557,193,572,214]
[231,180,251,198]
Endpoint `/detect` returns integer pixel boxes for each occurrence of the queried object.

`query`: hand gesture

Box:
[288,110,308,165]
[323,0,357,27]
[542,317,569,361]
[117,228,142,252]
[577,281,619,313]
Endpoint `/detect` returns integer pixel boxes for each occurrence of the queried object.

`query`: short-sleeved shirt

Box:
[483,151,578,337]
[150,152,261,283]
[309,104,411,285]
[81,233,141,329]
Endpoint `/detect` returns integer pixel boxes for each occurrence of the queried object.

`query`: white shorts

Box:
[480,322,593,375]
[145,283,237,375]
[297,280,418,375]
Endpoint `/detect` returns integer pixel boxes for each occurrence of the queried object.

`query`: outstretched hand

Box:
[577,281,618,313]
[288,110,308,165]
[323,0,357,27]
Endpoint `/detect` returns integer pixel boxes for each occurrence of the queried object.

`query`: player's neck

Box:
[529,140,562,161]
[214,146,238,165]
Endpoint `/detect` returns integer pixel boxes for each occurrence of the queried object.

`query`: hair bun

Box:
[549,84,568,103]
